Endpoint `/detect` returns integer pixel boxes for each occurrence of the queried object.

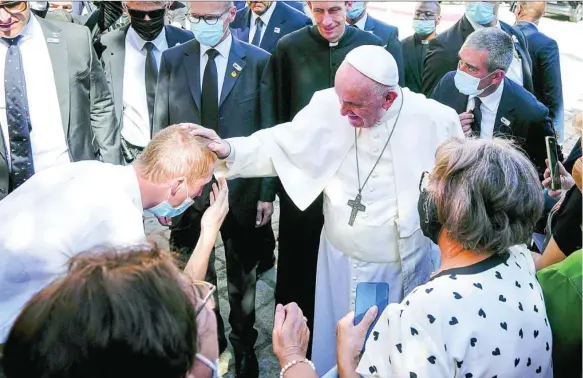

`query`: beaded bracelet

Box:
[279,358,316,377]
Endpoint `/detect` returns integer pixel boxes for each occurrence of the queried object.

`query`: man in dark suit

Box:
[401,1,441,93]
[231,1,311,54]
[346,1,404,86]
[431,28,556,178]
[0,1,119,200]
[423,1,533,97]
[515,1,564,144]
[95,1,193,164]
[153,2,276,376]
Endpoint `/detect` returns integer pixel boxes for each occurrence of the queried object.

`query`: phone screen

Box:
[546,136,561,191]
[354,282,389,348]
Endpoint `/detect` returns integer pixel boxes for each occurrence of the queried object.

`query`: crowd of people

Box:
[0,1,580,378]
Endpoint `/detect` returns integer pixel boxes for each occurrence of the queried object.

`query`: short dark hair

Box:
[2,246,197,378]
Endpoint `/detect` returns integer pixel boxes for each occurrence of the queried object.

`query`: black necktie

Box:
[472,97,483,136]
[3,36,34,190]
[201,49,219,132]
[251,17,264,46]
[144,41,157,130]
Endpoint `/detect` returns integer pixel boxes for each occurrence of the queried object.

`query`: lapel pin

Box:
[46,38,60,44]
[175,42,181,46]
[233,62,242,71]
[274,27,281,34]
[501,117,511,126]
[231,71,237,77]
[511,35,518,43]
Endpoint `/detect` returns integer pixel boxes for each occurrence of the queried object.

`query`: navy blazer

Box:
[363,14,405,86]
[431,71,557,177]
[231,2,311,54]
[516,21,564,136]
[95,24,193,135]
[423,15,533,97]
[153,37,277,222]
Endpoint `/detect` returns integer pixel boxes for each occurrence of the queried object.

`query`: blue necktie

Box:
[3,36,34,190]
[144,41,157,130]
[251,17,264,47]
[201,49,219,132]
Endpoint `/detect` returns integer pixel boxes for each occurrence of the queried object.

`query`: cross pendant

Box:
[347,193,366,226]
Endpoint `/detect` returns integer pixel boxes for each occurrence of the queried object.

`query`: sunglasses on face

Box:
[0,1,27,14]
[127,8,166,20]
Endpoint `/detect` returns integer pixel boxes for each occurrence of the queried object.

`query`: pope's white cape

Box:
[215,87,464,238]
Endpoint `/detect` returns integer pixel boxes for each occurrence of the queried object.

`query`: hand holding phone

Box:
[354,282,389,344]
[545,136,561,191]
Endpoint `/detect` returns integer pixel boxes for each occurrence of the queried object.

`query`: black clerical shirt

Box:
[272,25,383,122]
[401,33,429,94]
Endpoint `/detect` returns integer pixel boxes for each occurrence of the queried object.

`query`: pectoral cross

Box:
[347,193,366,226]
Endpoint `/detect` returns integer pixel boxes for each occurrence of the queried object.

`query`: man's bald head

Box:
[515,1,546,23]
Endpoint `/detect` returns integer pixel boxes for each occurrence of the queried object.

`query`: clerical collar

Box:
[309,24,350,47]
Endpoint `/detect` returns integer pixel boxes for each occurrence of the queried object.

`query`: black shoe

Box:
[235,351,259,378]
[256,255,275,276]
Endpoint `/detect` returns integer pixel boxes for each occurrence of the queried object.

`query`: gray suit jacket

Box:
[0,17,120,198]
[95,25,194,136]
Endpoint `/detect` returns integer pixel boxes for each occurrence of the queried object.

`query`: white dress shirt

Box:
[466,80,505,140]
[467,18,524,86]
[199,33,232,102]
[0,16,69,174]
[0,160,146,342]
[248,2,277,45]
[122,26,168,147]
[349,12,368,30]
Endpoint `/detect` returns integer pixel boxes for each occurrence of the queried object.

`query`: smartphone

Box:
[545,136,561,191]
[354,282,389,346]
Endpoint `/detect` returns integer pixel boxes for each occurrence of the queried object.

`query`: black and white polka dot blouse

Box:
[357,245,553,378]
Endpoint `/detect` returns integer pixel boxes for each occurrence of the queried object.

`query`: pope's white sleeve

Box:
[214,133,278,179]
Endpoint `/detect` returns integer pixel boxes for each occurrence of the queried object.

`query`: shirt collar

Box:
[472,79,504,112]
[127,25,167,52]
[353,12,368,30]
[517,20,538,30]
[250,2,277,28]
[200,32,232,59]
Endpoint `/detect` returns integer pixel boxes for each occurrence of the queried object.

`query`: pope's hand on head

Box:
[181,123,231,159]
[459,111,474,136]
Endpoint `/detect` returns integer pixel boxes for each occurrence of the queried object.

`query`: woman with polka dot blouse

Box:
[337,138,553,378]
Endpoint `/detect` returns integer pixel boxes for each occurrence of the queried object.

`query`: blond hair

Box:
[136,125,217,184]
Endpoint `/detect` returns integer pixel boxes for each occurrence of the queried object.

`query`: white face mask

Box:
[193,353,222,378]
[454,69,496,96]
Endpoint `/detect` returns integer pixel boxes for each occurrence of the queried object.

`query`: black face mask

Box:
[418,189,443,245]
[128,8,166,41]
[98,1,124,33]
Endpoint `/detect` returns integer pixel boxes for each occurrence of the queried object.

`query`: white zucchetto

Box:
[344,45,399,86]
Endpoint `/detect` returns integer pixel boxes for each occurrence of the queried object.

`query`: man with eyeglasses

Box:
[95,1,193,166]
[0,1,120,200]
[422,1,532,97]
[153,2,276,376]
[401,1,441,94]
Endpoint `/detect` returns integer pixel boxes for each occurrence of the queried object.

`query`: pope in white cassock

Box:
[189,45,464,375]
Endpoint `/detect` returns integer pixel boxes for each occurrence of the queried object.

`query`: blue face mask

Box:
[346,1,365,19]
[147,184,194,218]
[465,2,496,25]
[454,68,496,96]
[413,19,436,36]
[190,19,226,47]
